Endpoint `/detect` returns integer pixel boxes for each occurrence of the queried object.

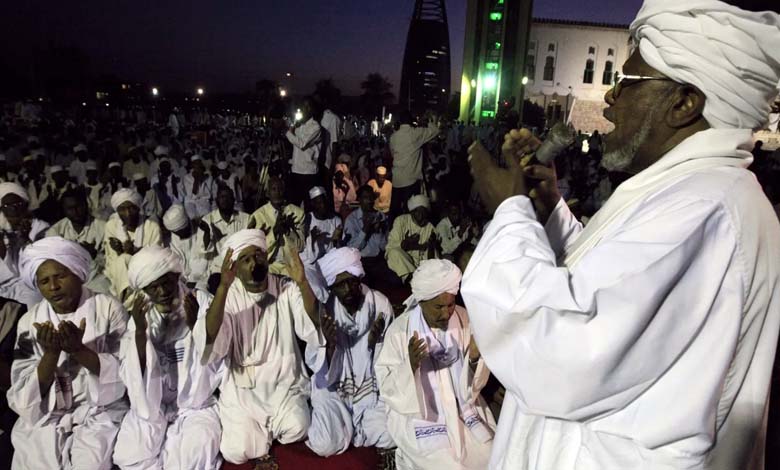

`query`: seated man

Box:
[132,173,163,222]
[435,201,478,259]
[0,297,24,470]
[199,185,251,279]
[376,259,495,470]
[104,189,162,300]
[114,246,224,470]
[367,166,391,214]
[8,237,129,470]
[249,176,304,277]
[46,187,111,294]
[301,186,343,301]
[306,247,396,464]
[194,229,323,468]
[344,185,397,287]
[181,156,215,221]
[162,204,210,289]
[385,195,439,283]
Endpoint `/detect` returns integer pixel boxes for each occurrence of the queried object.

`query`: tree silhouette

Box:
[360,73,395,118]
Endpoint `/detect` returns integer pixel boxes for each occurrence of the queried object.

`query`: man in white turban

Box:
[162,204,209,289]
[376,259,495,470]
[8,237,129,470]
[305,247,395,464]
[465,1,780,469]
[193,229,324,468]
[181,155,215,220]
[300,185,343,302]
[104,189,162,300]
[114,246,223,470]
[385,194,439,283]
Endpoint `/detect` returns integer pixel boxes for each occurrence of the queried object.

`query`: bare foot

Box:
[253,454,279,470]
[377,448,396,470]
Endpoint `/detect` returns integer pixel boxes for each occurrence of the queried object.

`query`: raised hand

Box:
[468,140,528,214]
[57,319,87,354]
[33,321,61,355]
[108,237,124,255]
[131,295,151,332]
[183,292,199,330]
[219,248,238,289]
[467,335,480,363]
[368,315,386,348]
[408,331,428,372]
[210,224,224,243]
[122,239,137,256]
[283,241,305,285]
[401,233,421,252]
[321,313,338,345]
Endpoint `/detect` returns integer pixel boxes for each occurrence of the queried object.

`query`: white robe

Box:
[46,217,111,294]
[193,275,323,464]
[180,174,215,220]
[305,285,395,456]
[301,214,342,303]
[385,214,436,281]
[0,216,50,307]
[250,203,305,276]
[169,233,210,288]
[376,306,495,470]
[462,129,780,470]
[103,216,162,298]
[114,289,224,470]
[7,290,129,470]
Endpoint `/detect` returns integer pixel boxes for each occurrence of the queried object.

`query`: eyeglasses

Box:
[611,71,676,99]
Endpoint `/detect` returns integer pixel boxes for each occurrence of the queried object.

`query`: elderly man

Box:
[376,259,495,470]
[464,1,780,469]
[46,187,110,294]
[113,246,223,470]
[104,189,162,300]
[305,247,395,462]
[367,166,392,214]
[385,194,439,283]
[194,229,323,468]
[162,204,210,289]
[8,237,128,469]
[249,176,304,277]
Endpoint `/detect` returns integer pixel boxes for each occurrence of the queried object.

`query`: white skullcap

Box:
[631,0,780,130]
[19,237,91,290]
[86,162,97,171]
[407,194,430,212]
[216,161,228,170]
[309,186,326,199]
[191,154,202,162]
[110,188,143,211]
[132,172,146,181]
[127,246,184,290]
[376,166,387,176]
[410,259,462,304]
[317,247,365,287]
[222,229,267,261]
[162,204,189,232]
[73,144,87,153]
[153,145,169,156]
[0,182,29,203]
[48,165,65,175]
[108,162,121,169]
[23,155,34,162]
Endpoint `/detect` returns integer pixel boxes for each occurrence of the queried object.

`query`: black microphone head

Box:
[536,123,577,164]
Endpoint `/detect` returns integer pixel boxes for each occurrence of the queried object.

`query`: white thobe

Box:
[389,123,440,188]
[46,217,110,294]
[193,275,323,464]
[461,129,780,470]
[435,217,470,256]
[200,209,251,275]
[287,118,322,175]
[321,110,342,170]
[7,290,129,470]
[0,216,50,306]
[376,306,495,470]
[69,160,94,185]
[301,214,342,302]
[180,174,215,220]
[169,233,210,288]
[250,203,305,276]
[385,215,436,281]
[114,289,224,470]
[103,216,162,298]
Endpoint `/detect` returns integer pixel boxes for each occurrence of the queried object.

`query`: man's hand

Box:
[33,322,61,355]
[524,163,562,221]
[183,292,199,330]
[57,319,87,354]
[284,241,306,285]
[122,239,137,256]
[331,226,343,244]
[108,237,124,255]
[210,224,224,244]
[219,248,238,289]
[131,295,151,332]
[401,233,421,251]
[368,315,386,349]
[408,331,428,372]
[199,221,211,248]
[467,335,480,363]
[321,313,338,346]
[247,217,257,230]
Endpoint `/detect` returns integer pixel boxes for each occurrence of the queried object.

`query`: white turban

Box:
[222,229,268,261]
[127,246,184,290]
[132,172,146,182]
[317,247,365,286]
[110,188,143,212]
[631,0,780,130]
[163,204,189,232]
[0,182,29,203]
[48,165,64,175]
[73,144,87,153]
[410,259,462,304]
[309,186,326,199]
[407,194,430,212]
[86,162,97,171]
[153,145,169,156]
[19,237,91,290]
[216,161,228,170]
[108,162,121,169]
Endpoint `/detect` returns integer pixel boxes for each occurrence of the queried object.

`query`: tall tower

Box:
[399,0,452,115]
[460,0,534,124]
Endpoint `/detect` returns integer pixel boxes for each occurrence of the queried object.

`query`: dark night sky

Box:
[0,0,643,96]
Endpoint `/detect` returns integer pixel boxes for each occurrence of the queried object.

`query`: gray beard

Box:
[601,110,654,172]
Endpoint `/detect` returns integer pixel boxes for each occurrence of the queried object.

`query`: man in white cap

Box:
[113,246,224,470]
[69,144,93,185]
[302,186,343,265]
[37,165,74,223]
[162,204,209,289]
[82,161,105,218]
[46,187,110,294]
[306,247,396,464]
[181,155,215,221]
[368,165,392,214]
[104,189,162,299]
[385,194,439,283]
[194,229,324,468]
[464,1,780,468]
[8,237,129,470]
[132,173,162,222]
[376,259,495,470]
[122,146,150,183]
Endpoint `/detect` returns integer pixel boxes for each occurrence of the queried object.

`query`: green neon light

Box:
[490,12,503,21]
[498,0,505,4]
[481,110,496,118]
[485,62,499,70]
[483,74,497,90]
[494,42,502,50]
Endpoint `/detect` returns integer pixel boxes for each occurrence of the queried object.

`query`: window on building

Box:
[526,54,536,80]
[583,59,595,84]
[608,48,615,56]
[543,56,555,81]
[548,43,555,52]
[588,46,596,55]
[603,61,614,85]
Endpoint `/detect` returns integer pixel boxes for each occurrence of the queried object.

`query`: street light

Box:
[470,79,477,88]
[279,88,287,97]
[152,87,159,96]
[521,76,529,85]
[294,108,303,122]
[197,88,204,96]
[285,72,292,77]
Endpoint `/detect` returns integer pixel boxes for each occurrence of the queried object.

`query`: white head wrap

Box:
[222,229,268,261]
[23,155,34,163]
[376,166,387,176]
[153,145,169,156]
[108,161,121,169]
[127,246,184,290]
[162,204,189,232]
[410,259,462,304]
[111,188,143,211]
[631,0,780,130]
[19,237,91,290]
[48,165,64,175]
[86,162,97,171]
[407,194,430,212]
[73,144,87,153]
[191,154,202,162]
[132,172,146,182]
[216,161,228,170]
[309,186,326,199]
[317,247,365,286]
[0,182,30,203]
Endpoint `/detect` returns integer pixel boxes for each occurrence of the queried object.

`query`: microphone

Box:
[534,122,577,165]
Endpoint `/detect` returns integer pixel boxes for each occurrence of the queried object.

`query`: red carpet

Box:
[222,442,378,469]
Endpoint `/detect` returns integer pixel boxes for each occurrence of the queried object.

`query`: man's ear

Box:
[665,85,707,129]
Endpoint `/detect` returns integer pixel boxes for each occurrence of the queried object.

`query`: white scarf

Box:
[564,129,752,267]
